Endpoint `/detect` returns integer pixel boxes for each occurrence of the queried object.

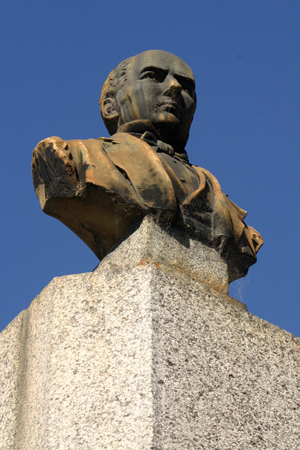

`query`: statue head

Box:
[100,50,197,149]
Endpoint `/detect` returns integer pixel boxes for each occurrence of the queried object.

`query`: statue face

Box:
[117,50,196,145]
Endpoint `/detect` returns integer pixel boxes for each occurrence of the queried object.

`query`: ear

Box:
[101,97,119,122]
[100,93,120,136]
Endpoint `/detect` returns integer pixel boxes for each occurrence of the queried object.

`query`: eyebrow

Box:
[176,74,195,90]
[140,66,168,75]
[140,66,195,89]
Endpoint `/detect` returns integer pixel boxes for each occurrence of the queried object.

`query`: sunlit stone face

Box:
[117,50,196,145]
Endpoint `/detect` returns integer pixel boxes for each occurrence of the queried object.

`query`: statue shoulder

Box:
[32,136,108,155]
[32,136,108,173]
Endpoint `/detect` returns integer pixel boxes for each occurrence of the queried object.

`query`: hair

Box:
[99,57,133,135]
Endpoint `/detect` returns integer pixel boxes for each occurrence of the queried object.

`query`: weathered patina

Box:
[32,50,263,279]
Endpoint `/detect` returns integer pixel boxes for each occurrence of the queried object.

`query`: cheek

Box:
[121,88,141,120]
[131,88,158,116]
[182,94,195,111]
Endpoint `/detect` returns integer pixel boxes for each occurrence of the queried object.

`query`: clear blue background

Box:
[1,1,299,336]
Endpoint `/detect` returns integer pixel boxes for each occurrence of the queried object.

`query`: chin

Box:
[154,110,180,128]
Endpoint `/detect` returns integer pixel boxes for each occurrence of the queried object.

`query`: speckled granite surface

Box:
[1,220,299,449]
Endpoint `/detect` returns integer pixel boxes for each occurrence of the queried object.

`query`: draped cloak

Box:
[32,130,263,279]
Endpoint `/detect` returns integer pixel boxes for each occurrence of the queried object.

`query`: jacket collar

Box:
[118,120,189,162]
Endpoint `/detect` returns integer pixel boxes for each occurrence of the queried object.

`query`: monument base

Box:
[1,219,299,449]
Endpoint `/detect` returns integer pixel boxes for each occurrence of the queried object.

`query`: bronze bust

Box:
[32,50,263,279]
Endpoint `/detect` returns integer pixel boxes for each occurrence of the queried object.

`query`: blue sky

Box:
[1,1,299,336]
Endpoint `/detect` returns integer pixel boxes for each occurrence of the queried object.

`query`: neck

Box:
[117,120,189,162]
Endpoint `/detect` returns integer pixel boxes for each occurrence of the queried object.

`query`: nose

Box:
[164,77,182,100]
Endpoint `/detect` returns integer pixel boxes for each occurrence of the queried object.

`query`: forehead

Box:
[130,50,194,80]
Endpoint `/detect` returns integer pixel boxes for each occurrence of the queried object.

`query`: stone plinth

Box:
[1,219,299,449]
[98,218,230,293]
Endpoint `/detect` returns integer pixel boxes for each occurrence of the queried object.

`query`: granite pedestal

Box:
[1,219,299,449]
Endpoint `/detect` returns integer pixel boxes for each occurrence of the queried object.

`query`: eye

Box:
[175,76,195,96]
[141,71,165,82]
[181,82,194,95]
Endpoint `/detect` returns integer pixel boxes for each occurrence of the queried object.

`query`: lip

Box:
[158,100,180,117]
